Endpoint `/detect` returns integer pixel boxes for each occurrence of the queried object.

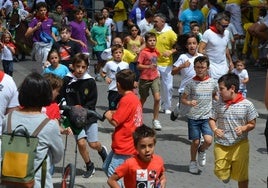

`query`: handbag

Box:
[39,25,53,43]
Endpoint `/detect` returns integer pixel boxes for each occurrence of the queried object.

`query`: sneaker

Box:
[222,177,230,184]
[198,150,206,167]
[152,119,162,130]
[164,109,172,114]
[170,111,177,121]
[189,161,198,174]
[98,146,108,162]
[82,162,95,178]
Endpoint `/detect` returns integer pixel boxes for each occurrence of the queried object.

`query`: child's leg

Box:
[190,139,200,161]
[77,137,91,164]
[86,122,102,151]
[152,78,161,120]
[153,92,160,120]
[85,122,108,162]
[199,119,213,152]
[138,79,150,107]
[188,119,201,161]
[75,130,95,178]
[8,60,13,77]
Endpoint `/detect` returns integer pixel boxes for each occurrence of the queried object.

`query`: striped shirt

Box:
[184,77,218,120]
[211,99,258,146]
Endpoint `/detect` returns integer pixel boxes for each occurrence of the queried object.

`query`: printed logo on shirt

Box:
[60,46,71,60]
[84,88,89,96]
[136,169,158,188]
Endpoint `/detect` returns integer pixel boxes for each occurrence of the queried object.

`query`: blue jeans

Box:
[188,118,212,140]
[102,150,131,187]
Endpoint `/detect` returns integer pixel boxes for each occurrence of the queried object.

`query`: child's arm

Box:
[209,118,224,138]
[104,110,118,127]
[171,60,190,75]
[234,119,256,136]
[181,93,197,107]
[137,61,156,70]
[107,173,121,188]
[159,172,167,188]
[242,77,249,84]
[70,37,87,48]
[212,91,219,101]
[101,70,112,84]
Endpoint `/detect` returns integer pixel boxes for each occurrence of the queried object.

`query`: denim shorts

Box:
[188,119,212,140]
[102,150,132,187]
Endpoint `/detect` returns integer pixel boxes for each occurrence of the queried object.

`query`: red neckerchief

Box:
[4,42,16,49]
[0,71,4,82]
[143,47,160,56]
[36,14,48,22]
[225,92,244,109]
[192,75,210,81]
[209,25,220,34]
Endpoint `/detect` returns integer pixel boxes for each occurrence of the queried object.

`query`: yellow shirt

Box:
[226,0,241,4]
[123,49,136,63]
[113,0,127,22]
[151,28,177,67]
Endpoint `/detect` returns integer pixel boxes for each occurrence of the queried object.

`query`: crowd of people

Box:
[0,0,267,187]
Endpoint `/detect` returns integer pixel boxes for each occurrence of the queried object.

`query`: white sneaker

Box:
[189,161,198,174]
[198,151,206,167]
[164,109,172,114]
[152,120,162,130]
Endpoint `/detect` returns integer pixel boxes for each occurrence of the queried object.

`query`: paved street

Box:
[4,57,268,188]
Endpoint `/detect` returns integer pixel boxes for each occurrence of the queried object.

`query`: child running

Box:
[170,33,203,121]
[101,44,129,110]
[181,56,218,174]
[209,73,258,187]
[103,69,143,187]
[137,32,161,130]
[90,12,109,81]
[43,49,70,78]
[107,124,166,188]
[60,53,107,178]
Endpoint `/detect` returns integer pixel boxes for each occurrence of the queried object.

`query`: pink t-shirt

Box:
[137,48,159,80]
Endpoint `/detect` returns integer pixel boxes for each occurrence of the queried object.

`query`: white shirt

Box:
[232,68,249,90]
[138,18,153,37]
[173,53,203,93]
[0,73,19,134]
[1,45,13,61]
[201,29,230,80]
[102,60,129,91]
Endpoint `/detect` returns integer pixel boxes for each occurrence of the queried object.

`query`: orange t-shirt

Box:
[115,154,165,188]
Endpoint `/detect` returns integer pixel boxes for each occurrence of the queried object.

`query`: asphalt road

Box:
[4,57,267,188]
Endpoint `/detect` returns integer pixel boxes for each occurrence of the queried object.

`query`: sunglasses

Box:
[219,23,229,28]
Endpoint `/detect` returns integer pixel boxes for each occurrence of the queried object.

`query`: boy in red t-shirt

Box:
[103,69,143,186]
[107,124,166,188]
[137,32,161,131]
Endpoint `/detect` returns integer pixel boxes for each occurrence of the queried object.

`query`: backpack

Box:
[1,112,50,188]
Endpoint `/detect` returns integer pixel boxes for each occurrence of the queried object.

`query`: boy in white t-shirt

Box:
[101,44,129,110]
